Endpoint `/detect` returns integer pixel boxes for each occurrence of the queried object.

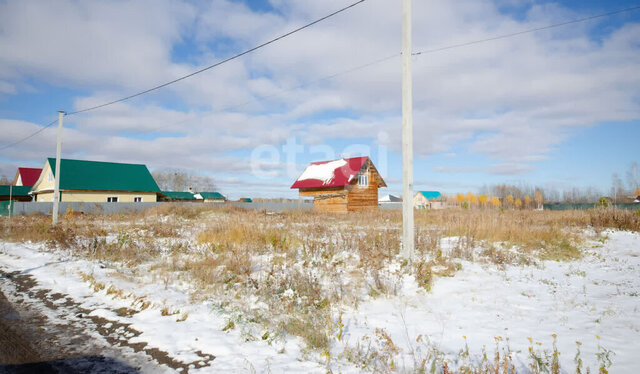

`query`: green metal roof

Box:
[47,158,160,192]
[199,192,225,200]
[161,191,197,200]
[0,185,32,197]
[418,191,443,200]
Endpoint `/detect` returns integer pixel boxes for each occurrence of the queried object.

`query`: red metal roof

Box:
[17,167,42,186]
[291,156,369,189]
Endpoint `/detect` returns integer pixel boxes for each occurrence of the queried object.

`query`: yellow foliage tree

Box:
[515,198,523,208]
[524,195,532,209]
[478,195,488,207]
[506,194,514,209]
[491,196,501,207]
[467,192,478,207]
[535,190,543,209]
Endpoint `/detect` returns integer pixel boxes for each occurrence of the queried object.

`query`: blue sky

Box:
[0,0,638,199]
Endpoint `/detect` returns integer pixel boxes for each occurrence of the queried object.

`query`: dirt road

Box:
[0,269,182,373]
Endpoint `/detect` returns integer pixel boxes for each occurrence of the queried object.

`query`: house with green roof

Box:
[159,191,198,201]
[414,190,446,210]
[0,185,33,202]
[196,192,226,202]
[31,158,160,203]
[158,190,227,202]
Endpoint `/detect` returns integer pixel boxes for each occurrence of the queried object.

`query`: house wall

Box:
[414,193,446,210]
[299,186,349,213]
[36,192,53,202]
[347,168,378,212]
[314,194,348,213]
[36,191,157,203]
[32,161,55,193]
[414,193,428,208]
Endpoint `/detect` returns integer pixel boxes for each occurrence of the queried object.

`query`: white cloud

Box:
[0,0,639,195]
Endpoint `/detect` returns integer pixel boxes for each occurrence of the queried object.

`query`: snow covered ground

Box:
[1,229,639,373]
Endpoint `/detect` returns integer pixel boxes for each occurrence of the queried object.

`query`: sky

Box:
[0,0,638,199]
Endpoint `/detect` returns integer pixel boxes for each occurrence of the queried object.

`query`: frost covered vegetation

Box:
[2,206,639,372]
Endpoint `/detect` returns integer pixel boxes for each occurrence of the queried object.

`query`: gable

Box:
[16,168,42,186]
[46,158,160,192]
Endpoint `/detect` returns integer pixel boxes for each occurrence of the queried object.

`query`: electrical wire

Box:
[135,4,640,135]
[65,0,367,116]
[412,5,640,56]
[2,3,638,150]
[0,119,58,152]
[134,52,401,136]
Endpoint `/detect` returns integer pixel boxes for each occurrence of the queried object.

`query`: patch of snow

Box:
[338,230,640,373]
[297,159,347,185]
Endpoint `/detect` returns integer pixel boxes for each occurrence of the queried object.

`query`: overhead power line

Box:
[412,5,640,56]
[65,0,367,116]
[0,119,58,152]
[134,52,401,136]
[135,5,640,136]
[2,4,638,151]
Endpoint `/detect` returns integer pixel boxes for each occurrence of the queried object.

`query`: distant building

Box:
[379,194,401,203]
[31,158,160,203]
[159,191,198,201]
[197,192,226,202]
[0,185,33,202]
[0,166,42,203]
[414,191,446,209]
[160,191,226,202]
[12,167,42,186]
[291,156,386,213]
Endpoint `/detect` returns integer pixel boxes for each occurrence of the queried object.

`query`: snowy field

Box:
[1,210,639,373]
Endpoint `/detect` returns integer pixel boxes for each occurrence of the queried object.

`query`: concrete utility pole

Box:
[400,0,414,260]
[52,111,64,225]
[8,184,12,219]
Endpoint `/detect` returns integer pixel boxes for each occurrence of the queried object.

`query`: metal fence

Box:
[1,200,315,217]
[10,200,636,217]
[543,203,640,211]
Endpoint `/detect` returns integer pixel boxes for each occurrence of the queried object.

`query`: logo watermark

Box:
[250,131,390,181]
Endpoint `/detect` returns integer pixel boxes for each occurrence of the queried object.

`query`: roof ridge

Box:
[46,157,147,166]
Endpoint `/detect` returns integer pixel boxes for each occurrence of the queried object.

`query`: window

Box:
[107,196,119,203]
[134,197,143,202]
[47,171,53,182]
[358,174,368,187]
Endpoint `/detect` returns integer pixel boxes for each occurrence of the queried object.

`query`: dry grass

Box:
[1,205,637,352]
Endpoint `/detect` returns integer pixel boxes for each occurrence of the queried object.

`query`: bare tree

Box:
[611,173,624,203]
[152,169,216,192]
[627,162,639,194]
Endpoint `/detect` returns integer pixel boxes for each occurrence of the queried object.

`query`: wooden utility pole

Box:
[52,111,63,225]
[400,0,414,260]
